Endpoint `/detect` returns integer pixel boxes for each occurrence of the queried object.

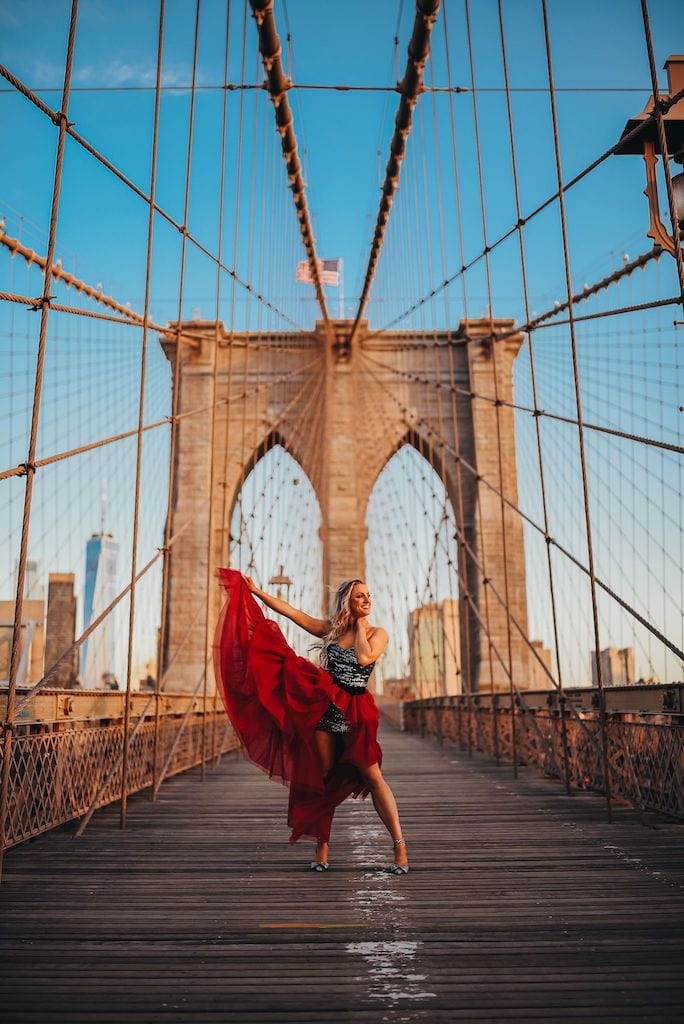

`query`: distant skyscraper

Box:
[0,597,45,686]
[4,560,45,687]
[409,598,461,698]
[80,532,119,688]
[530,640,553,689]
[592,647,634,687]
[13,558,44,600]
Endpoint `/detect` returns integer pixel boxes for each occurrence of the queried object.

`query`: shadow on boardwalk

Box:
[1,716,683,1023]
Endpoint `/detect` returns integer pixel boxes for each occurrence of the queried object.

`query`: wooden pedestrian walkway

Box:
[1,716,683,1023]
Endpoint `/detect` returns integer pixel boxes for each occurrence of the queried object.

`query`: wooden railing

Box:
[0,689,237,850]
[403,685,684,820]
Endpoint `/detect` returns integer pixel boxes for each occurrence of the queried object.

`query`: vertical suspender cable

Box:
[463,0,518,776]
[413,101,454,691]
[209,0,234,768]
[496,0,571,793]
[150,0,170,798]
[441,0,495,755]
[235,48,262,585]
[425,61,465,698]
[439,3,479,748]
[220,0,249,580]
[349,0,441,348]
[122,0,189,827]
[248,0,331,333]
[0,0,80,879]
[540,0,612,819]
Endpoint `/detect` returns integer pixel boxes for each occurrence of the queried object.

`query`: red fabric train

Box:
[212,568,383,843]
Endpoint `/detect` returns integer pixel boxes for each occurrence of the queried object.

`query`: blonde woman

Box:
[214,569,408,874]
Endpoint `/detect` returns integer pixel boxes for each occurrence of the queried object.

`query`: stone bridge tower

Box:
[160,317,529,695]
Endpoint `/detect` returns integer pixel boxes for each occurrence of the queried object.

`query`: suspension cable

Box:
[248,0,330,329]
[349,0,441,348]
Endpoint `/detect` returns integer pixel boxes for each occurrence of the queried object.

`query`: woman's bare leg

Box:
[314,730,335,775]
[312,730,335,864]
[358,763,408,867]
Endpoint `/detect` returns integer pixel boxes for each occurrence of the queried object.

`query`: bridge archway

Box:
[227,439,323,653]
[225,429,311,527]
[366,441,462,700]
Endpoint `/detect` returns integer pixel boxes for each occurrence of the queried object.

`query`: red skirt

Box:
[212,568,383,843]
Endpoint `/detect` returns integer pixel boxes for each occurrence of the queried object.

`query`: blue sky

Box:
[2,0,681,317]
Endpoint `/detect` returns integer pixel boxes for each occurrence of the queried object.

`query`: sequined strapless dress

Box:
[314,643,375,733]
[213,569,383,844]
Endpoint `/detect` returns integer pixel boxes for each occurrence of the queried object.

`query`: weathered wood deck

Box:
[1,716,683,1023]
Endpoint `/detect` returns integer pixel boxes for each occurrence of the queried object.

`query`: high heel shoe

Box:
[388,837,409,875]
[310,840,329,871]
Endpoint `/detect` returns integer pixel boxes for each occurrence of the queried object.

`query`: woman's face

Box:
[349,582,371,619]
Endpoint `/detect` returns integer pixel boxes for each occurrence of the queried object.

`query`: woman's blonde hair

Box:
[319,578,364,667]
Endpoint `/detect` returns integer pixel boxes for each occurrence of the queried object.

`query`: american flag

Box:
[296,258,341,286]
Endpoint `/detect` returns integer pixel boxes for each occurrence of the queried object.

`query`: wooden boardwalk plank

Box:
[1,718,683,1023]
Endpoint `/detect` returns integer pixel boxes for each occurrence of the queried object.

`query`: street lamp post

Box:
[269,565,294,643]
[269,565,293,596]
[615,55,684,256]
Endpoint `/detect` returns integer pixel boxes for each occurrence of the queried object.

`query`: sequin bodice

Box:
[326,643,375,692]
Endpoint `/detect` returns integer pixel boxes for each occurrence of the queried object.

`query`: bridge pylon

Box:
[160,317,530,695]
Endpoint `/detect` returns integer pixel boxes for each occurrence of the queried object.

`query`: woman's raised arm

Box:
[244,577,330,638]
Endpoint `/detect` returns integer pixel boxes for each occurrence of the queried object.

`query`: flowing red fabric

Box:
[212,568,383,843]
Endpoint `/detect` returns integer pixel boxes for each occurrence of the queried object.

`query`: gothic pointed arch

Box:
[365,441,463,700]
[227,437,324,643]
[225,428,316,533]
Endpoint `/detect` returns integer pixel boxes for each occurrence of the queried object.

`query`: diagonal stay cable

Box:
[359,348,684,456]
[0,227,306,334]
[348,0,441,349]
[0,62,302,331]
[0,351,322,481]
[248,0,330,332]
[364,85,684,340]
[362,244,666,347]
[358,350,684,665]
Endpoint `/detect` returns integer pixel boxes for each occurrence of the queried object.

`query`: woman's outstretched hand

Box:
[240,576,329,638]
